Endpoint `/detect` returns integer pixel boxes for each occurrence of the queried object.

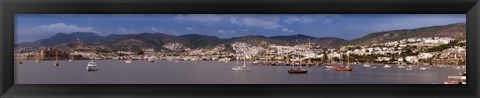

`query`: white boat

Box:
[68,55,74,62]
[406,67,413,71]
[454,66,462,69]
[125,59,132,64]
[398,65,406,68]
[125,41,134,64]
[86,60,98,71]
[363,64,371,67]
[384,65,391,68]
[147,56,155,63]
[419,67,428,70]
[370,66,377,69]
[231,57,252,72]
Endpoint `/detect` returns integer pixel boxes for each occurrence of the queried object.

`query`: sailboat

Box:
[68,55,74,62]
[125,41,133,64]
[35,51,41,63]
[397,62,406,68]
[54,50,59,66]
[325,57,338,69]
[86,60,99,71]
[335,53,353,71]
[231,55,252,71]
[288,55,308,74]
[147,56,155,63]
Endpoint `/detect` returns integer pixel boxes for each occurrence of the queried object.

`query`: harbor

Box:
[15,60,465,84]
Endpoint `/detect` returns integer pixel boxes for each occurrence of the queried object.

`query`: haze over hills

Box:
[16,22,466,51]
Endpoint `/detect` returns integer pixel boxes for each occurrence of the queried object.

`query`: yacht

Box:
[86,60,99,71]
[419,67,428,70]
[363,64,371,67]
[384,65,391,68]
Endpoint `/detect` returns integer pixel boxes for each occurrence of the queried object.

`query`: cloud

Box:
[217,29,237,34]
[148,27,181,35]
[150,27,161,32]
[322,19,334,24]
[174,14,222,23]
[281,28,295,33]
[117,28,136,34]
[230,17,283,29]
[16,23,100,43]
[284,16,314,24]
[242,29,250,32]
[186,27,194,31]
[33,23,100,33]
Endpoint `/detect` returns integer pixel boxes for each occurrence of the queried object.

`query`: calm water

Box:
[15,60,465,84]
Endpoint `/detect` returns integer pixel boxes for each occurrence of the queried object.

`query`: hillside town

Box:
[15,36,466,67]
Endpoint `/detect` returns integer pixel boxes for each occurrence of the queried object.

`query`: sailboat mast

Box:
[56,50,58,61]
[347,52,350,67]
[243,56,246,67]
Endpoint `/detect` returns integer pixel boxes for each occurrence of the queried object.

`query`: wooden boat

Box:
[335,66,353,71]
[335,53,354,71]
[288,53,307,74]
[288,68,308,74]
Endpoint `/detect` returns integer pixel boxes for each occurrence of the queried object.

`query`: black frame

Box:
[1,0,479,98]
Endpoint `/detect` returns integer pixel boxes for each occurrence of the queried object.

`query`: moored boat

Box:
[419,67,428,70]
[335,66,353,71]
[383,65,391,68]
[363,64,371,67]
[232,56,252,72]
[288,68,308,74]
[86,60,99,71]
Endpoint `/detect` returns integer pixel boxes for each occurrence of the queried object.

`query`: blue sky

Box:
[15,14,465,43]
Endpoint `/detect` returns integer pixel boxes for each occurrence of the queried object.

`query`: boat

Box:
[125,43,133,64]
[288,53,308,74]
[335,53,353,71]
[370,66,377,69]
[363,64,371,67]
[335,66,353,71]
[454,66,462,69]
[383,65,391,68]
[68,54,74,62]
[54,50,59,66]
[125,59,132,64]
[231,56,252,72]
[325,65,338,69]
[35,52,41,63]
[419,67,428,70]
[398,65,406,68]
[86,60,99,71]
[405,67,413,71]
[147,56,155,63]
[288,68,308,74]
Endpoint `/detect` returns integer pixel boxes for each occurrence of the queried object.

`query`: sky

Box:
[15,14,465,43]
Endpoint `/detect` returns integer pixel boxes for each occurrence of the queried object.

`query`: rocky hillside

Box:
[349,22,465,46]
[15,22,466,51]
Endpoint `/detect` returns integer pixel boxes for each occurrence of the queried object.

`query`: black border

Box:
[1,0,479,98]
